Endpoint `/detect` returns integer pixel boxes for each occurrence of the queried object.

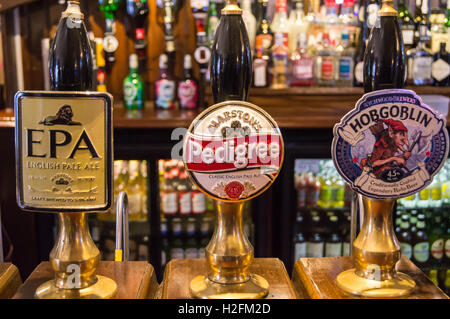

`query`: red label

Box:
[185,134,282,173]
[321,57,334,80]
[136,28,145,40]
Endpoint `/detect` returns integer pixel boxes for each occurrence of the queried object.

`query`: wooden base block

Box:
[292,256,449,299]
[13,261,159,299]
[161,258,298,299]
[0,263,22,299]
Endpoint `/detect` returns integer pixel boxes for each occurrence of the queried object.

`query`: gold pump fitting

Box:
[378,0,398,16]
[221,0,242,15]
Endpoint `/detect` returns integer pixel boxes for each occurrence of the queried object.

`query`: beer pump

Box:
[183,101,284,298]
[332,89,449,297]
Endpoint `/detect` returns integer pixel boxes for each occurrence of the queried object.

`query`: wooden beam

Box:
[0,0,37,13]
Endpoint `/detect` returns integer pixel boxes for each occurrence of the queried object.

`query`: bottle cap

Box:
[129,54,139,69]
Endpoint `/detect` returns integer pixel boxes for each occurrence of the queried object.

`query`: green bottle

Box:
[206,1,219,46]
[98,0,121,19]
[123,53,144,110]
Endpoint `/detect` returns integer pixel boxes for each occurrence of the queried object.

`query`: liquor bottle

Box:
[198,217,212,258]
[306,215,324,257]
[271,32,290,88]
[126,0,149,56]
[140,160,148,217]
[412,215,430,268]
[414,0,431,46]
[211,0,252,103]
[429,4,446,53]
[444,269,450,295]
[123,54,144,110]
[432,42,450,86]
[178,181,192,218]
[288,0,308,54]
[325,215,343,257]
[428,269,439,286]
[398,214,413,259]
[289,32,314,87]
[324,0,341,47]
[98,0,121,63]
[409,210,419,232]
[178,55,198,109]
[161,177,178,219]
[314,33,337,87]
[241,0,257,53]
[305,0,324,49]
[363,0,406,92]
[409,24,433,85]
[336,29,355,87]
[429,214,445,267]
[184,218,199,258]
[366,0,380,31]
[170,218,185,259]
[398,0,416,50]
[161,220,169,268]
[271,0,289,49]
[342,214,351,256]
[127,160,144,220]
[339,0,358,46]
[253,0,272,88]
[191,184,206,215]
[206,1,219,46]
[49,1,94,91]
[155,53,177,109]
[293,212,307,261]
[354,0,368,87]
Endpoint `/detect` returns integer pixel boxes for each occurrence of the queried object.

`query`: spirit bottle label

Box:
[178,82,198,109]
[155,79,176,109]
[432,58,450,82]
[15,91,113,212]
[332,89,449,199]
[183,101,284,202]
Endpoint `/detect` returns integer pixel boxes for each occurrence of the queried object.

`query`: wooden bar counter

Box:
[292,256,449,299]
[160,258,298,299]
[13,261,159,299]
[0,263,22,299]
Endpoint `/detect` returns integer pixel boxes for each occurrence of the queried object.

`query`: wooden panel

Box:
[0,263,22,299]
[13,261,159,299]
[291,256,449,299]
[160,258,298,299]
[0,0,37,13]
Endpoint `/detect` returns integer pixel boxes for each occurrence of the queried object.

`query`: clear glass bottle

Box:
[324,0,341,47]
[410,25,433,85]
[241,0,257,53]
[314,33,336,86]
[271,0,289,49]
[398,0,416,51]
[271,32,289,88]
[339,0,358,47]
[336,29,355,87]
[288,0,308,54]
[289,32,314,87]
